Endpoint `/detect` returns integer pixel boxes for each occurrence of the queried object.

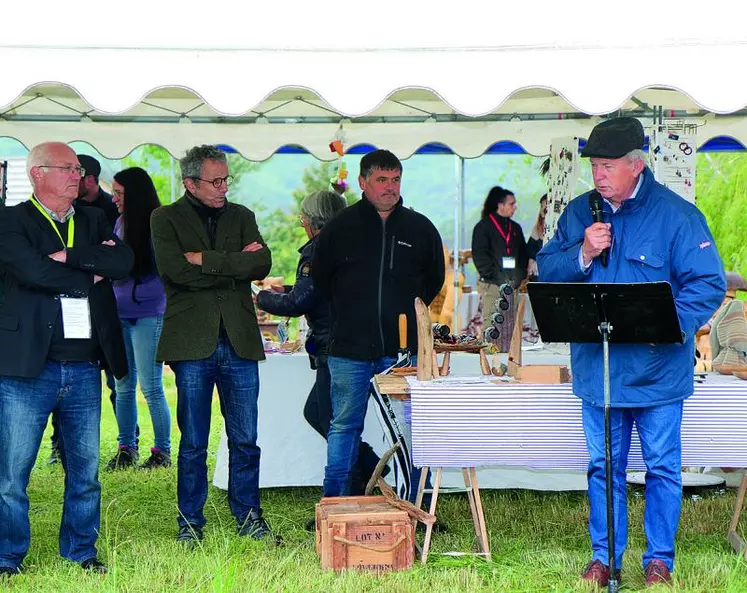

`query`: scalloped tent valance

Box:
[3,2,747,160]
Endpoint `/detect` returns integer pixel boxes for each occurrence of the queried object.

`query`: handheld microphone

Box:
[589,191,608,267]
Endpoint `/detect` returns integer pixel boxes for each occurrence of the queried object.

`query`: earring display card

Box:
[544,137,580,245]
[650,120,697,204]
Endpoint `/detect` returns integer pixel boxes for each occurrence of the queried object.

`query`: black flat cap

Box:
[581,117,645,159]
[76,154,101,178]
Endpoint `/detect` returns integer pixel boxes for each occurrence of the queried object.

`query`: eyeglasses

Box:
[39,165,86,176]
[192,175,234,188]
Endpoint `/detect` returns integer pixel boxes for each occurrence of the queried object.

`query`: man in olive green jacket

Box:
[151,145,273,545]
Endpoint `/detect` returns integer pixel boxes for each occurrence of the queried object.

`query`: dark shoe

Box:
[140,448,171,469]
[105,446,139,471]
[0,566,20,578]
[238,510,280,545]
[350,463,391,495]
[581,559,621,587]
[305,518,317,533]
[80,557,108,574]
[644,559,672,587]
[176,524,204,548]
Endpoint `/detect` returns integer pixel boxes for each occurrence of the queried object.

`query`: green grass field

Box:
[8,372,747,592]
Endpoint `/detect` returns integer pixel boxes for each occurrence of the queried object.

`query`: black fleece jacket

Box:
[312,196,445,361]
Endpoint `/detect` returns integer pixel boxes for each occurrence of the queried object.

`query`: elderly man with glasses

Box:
[0,142,133,577]
[150,144,275,545]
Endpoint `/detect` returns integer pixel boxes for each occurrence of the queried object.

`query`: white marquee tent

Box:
[3,1,747,160]
[3,1,747,489]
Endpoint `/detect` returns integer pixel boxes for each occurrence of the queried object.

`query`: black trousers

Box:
[303,362,380,494]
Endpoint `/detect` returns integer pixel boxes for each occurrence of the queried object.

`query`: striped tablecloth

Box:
[408,375,747,470]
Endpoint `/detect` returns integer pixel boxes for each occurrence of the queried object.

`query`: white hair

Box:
[625,149,647,166]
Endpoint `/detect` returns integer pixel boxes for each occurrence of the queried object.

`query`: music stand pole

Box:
[527,280,682,593]
[601,321,619,593]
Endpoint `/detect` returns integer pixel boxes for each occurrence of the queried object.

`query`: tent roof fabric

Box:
[3,2,747,159]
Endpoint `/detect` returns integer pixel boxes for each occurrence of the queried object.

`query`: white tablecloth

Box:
[213,349,588,491]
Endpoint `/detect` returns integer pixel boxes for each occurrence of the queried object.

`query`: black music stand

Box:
[526,281,682,593]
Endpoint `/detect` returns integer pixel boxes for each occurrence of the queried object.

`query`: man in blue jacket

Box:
[537,118,725,587]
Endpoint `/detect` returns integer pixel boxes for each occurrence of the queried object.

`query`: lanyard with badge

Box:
[32,196,92,339]
[489,214,516,270]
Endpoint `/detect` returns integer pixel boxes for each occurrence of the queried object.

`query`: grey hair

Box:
[625,149,647,166]
[301,190,347,231]
[26,142,69,186]
[180,145,227,181]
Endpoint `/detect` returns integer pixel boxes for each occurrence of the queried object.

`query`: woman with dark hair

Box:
[471,186,528,347]
[106,167,171,470]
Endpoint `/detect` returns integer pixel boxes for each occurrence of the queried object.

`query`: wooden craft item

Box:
[506,295,526,377]
[506,294,569,383]
[365,443,401,496]
[415,298,434,381]
[440,351,451,376]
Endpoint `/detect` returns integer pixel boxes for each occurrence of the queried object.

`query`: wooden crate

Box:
[315,495,415,573]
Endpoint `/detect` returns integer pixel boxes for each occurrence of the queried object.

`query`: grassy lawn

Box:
[8,371,747,592]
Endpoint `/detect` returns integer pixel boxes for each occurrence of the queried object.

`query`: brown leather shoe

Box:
[581,559,621,587]
[644,559,672,587]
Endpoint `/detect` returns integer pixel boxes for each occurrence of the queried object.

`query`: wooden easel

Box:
[412,297,491,564]
[728,474,747,558]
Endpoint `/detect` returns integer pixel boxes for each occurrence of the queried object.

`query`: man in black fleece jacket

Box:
[312,149,445,497]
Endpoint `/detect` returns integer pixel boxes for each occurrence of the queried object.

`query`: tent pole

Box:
[170,155,176,203]
[453,156,465,333]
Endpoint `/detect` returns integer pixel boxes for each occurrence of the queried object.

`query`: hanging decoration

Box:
[329,124,348,194]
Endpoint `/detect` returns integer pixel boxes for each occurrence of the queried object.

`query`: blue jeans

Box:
[582,400,683,572]
[114,315,170,452]
[324,355,398,496]
[0,362,102,570]
[170,337,261,529]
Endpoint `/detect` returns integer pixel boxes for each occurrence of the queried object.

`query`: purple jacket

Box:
[113,216,166,319]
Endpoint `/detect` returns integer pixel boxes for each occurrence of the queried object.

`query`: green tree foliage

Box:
[122,145,179,204]
[695,153,747,278]
[256,161,357,282]
[122,145,260,204]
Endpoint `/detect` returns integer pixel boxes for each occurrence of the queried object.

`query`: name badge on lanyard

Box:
[489,214,516,269]
[60,297,92,339]
[30,196,89,338]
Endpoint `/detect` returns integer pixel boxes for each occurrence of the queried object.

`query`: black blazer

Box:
[0,200,134,379]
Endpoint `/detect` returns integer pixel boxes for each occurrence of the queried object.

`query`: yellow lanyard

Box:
[31,196,74,249]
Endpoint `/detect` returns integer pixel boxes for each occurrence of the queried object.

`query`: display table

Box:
[212,349,587,491]
[406,374,747,470]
